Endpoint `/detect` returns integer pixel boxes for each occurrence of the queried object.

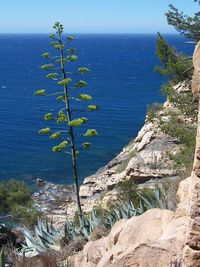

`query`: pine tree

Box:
[155,33,193,83]
[166,1,200,41]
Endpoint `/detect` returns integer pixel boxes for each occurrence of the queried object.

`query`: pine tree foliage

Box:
[155,33,193,83]
[166,2,200,41]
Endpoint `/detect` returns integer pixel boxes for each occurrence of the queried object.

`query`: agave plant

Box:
[64,187,167,242]
[136,187,166,213]
[19,186,167,257]
[18,219,64,257]
[65,210,103,241]
[0,247,5,267]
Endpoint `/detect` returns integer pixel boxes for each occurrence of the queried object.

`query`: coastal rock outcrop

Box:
[79,120,180,199]
[70,40,200,267]
[32,40,200,267]
[182,41,200,267]
[33,80,188,220]
[70,208,189,267]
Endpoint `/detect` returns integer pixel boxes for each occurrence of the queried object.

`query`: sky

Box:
[0,0,199,34]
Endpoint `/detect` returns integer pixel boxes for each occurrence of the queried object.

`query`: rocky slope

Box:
[68,42,200,267]
[70,207,189,267]
[75,83,188,214]
[34,82,189,224]
[182,41,200,267]
[31,41,200,267]
[31,39,200,267]
[69,176,191,267]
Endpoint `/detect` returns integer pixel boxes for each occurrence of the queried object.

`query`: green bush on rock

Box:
[0,179,41,226]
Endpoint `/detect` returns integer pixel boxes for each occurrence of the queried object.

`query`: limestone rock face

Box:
[192,42,200,99]
[33,82,188,220]
[182,41,200,266]
[70,40,200,267]
[176,177,191,216]
[71,209,189,267]
[77,81,193,214]
[78,116,182,211]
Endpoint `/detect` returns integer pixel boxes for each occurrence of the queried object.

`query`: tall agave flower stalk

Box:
[34,22,99,219]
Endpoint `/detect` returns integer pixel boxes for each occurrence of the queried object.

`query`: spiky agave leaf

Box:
[0,247,5,267]
[79,226,90,240]
[22,228,45,253]
[18,247,39,258]
[137,192,154,210]
[37,234,61,251]
[65,221,77,241]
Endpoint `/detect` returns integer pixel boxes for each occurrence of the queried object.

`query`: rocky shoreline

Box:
[33,83,189,224]
[29,43,200,267]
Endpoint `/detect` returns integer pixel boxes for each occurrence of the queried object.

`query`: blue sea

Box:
[0,34,195,185]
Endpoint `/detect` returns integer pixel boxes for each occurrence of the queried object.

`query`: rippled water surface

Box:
[0,34,194,184]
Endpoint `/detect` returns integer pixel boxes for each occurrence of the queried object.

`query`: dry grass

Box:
[15,251,57,267]
[57,236,86,263]
[160,176,183,211]
[89,225,110,241]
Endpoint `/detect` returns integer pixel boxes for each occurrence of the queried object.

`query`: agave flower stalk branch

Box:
[46,92,63,96]
[58,108,67,114]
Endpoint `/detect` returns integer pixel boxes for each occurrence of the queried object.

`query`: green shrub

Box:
[147,102,164,122]
[159,113,196,171]
[116,180,167,210]
[116,180,139,202]
[153,32,197,174]
[0,179,41,226]
[161,83,198,121]
[155,33,193,83]
[115,150,136,173]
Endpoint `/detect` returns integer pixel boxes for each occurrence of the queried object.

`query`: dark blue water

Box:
[0,34,195,184]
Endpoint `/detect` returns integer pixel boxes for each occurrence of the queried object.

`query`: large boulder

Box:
[71,209,189,267]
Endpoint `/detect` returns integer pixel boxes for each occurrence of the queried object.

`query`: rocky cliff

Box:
[74,82,189,215]
[182,42,200,267]
[33,40,200,267]
[68,43,200,267]
[34,80,191,224]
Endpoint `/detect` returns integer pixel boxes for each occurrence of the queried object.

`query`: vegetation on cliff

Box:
[147,32,198,173]
[147,0,200,175]
[0,179,40,226]
[2,2,200,266]
[166,0,200,41]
